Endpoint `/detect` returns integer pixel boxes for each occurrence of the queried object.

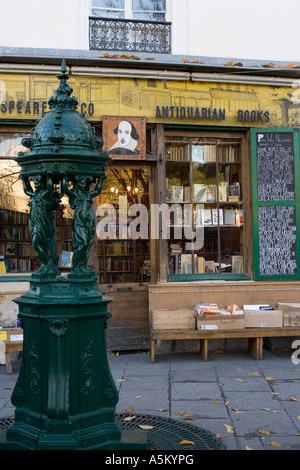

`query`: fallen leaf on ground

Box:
[213,402,222,405]
[236,379,243,382]
[248,372,259,375]
[156,408,168,412]
[257,429,271,436]
[265,377,274,381]
[139,425,154,430]
[214,349,224,354]
[179,440,195,445]
[224,424,235,434]
[245,445,253,450]
[290,397,300,401]
[115,379,125,382]
[179,412,195,417]
[123,416,136,421]
[216,434,224,439]
[126,407,133,413]
[261,408,272,412]
[271,441,282,447]
[135,395,143,399]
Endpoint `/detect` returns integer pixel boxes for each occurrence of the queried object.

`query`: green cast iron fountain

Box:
[0,60,147,450]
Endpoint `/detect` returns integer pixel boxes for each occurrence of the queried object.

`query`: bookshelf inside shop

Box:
[166,137,244,276]
[0,208,73,273]
[95,167,151,284]
[97,239,150,284]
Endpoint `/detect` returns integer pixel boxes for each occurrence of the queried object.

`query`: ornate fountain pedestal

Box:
[0,60,147,450]
[1,274,146,450]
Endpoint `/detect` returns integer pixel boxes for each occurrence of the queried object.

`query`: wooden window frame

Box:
[251,127,300,281]
[157,127,252,282]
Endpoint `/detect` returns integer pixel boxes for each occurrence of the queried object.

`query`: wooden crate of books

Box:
[152,309,196,330]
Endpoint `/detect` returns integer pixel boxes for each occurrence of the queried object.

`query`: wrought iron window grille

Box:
[89,16,171,54]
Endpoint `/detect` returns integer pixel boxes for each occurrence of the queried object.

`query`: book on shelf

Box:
[192,146,204,162]
[197,256,205,273]
[236,209,243,226]
[170,243,182,254]
[184,186,190,202]
[203,145,216,162]
[206,185,216,202]
[11,228,19,240]
[217,146,237,163]
[59,250,73,268]
[205,260,216,273]
[212,208,223,225]
[224,209,236,225]
[202,209,212,225]
[168,146,188,161]
[214,262,231,273]
[194,184,207,202]
[6,243,17,255]
[166,186,184,202]
[218,182,228,202]
[0,260,6,274]
[169,254,180,274]
[180,254,197,274]
[231,255,244,273]
[227,182,240,201]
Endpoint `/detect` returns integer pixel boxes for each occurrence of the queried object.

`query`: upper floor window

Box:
[91,0,166,21]
[90,0,170,53]
[92,0,125,19]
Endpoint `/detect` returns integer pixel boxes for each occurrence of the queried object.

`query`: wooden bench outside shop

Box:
[150,327,300,363]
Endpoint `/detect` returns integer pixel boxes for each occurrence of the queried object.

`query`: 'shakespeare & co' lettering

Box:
[0,100,94,116]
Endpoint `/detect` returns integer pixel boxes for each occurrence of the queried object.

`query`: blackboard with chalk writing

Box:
[258,206,297,276]
[256,132,295,201]
[251,129,299,280]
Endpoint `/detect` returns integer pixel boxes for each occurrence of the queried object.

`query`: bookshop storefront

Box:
[1,69,300,349]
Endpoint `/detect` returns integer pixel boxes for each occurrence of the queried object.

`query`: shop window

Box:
[0,133,73,275]
[96,167,151,284]
[165,135,245,279]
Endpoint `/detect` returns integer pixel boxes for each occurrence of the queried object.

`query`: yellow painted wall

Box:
[0,73,299,128]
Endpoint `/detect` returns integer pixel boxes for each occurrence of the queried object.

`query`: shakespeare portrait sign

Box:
[103,116,146,159]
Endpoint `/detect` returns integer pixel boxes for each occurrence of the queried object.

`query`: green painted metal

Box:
[0,59,147,450]
[250,127,300,281]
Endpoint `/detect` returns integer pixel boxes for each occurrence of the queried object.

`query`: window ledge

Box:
[167,273,251,282]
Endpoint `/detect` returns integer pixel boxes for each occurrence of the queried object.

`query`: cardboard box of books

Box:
[243,305,282,328]
[276,303,300,327]
[196,314,245,330]
[152,309,196,330]
[0,327,23,342]
[195,304,244,330]
[276,303,300,312]
[283,313,300,327]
